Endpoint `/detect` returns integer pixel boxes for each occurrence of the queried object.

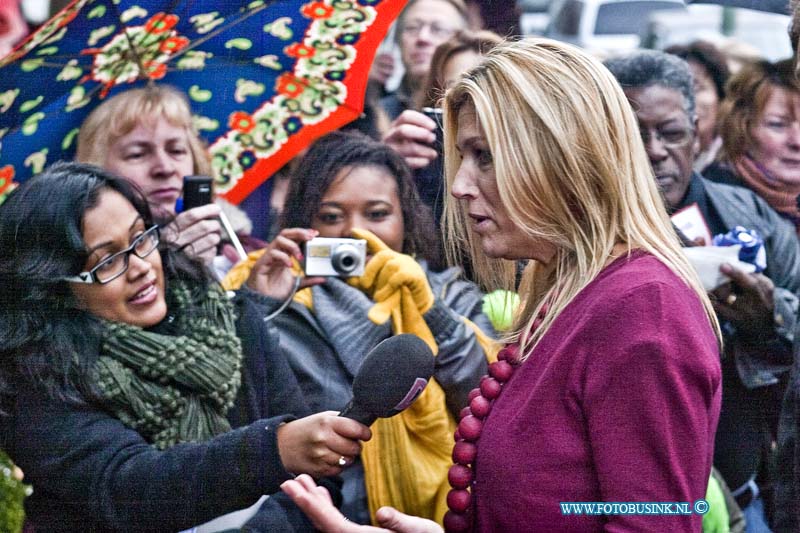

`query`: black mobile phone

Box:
[182,175,213,211]
[421,107,443,150]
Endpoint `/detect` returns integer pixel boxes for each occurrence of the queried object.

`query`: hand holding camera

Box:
[161,176,223,264]
[246,228,326,301]
[421,107,444,151]
[175,175,249,266]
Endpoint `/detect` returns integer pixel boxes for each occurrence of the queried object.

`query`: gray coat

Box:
[262,262,493,417]
[693,177,800,525]
[259,262,494,523]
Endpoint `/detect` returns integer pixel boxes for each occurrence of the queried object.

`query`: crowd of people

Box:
[3,0,800,532]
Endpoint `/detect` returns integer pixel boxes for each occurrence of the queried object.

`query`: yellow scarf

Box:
[222,231,497,524]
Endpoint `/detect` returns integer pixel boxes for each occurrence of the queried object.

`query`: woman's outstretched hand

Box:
[276,412,372,478]
[281,474,443,533]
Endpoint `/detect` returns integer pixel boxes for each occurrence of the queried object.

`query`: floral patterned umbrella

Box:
[0,0,407,204]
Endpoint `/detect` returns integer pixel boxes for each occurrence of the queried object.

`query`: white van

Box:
[643,5,792,62]
[545,0,685,53]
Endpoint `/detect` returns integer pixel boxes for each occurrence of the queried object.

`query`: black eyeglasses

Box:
[64,226,160,284]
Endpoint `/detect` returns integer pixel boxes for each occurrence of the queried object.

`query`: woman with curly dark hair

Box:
[224,130,496,525]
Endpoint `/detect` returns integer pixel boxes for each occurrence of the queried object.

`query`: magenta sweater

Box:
[475,252,721,532]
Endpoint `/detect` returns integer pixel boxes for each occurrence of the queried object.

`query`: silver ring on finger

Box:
[338,456,348,467]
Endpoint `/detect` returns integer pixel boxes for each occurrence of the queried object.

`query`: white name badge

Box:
[671,203,712,246]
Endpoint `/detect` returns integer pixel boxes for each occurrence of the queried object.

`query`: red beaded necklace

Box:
[443,305,549,533]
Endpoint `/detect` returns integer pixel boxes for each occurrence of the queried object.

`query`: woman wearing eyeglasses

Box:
[0,162,371,532]
[381,0,469,122]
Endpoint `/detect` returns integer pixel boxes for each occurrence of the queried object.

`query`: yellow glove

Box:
[350,228,434,315]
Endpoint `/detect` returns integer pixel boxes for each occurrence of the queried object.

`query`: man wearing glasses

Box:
[606,50,800,533]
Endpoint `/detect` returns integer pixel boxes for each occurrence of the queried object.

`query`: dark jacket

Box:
[227,289,311,425]
[702,160,742,188]
[695,171,800,522]
[774,354,800,532]
[378,89,410,122]
[2,289,311,532]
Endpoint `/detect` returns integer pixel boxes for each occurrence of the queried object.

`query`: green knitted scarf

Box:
[92,282,242,450]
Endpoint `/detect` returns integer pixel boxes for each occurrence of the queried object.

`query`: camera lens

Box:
[331,244,361,275]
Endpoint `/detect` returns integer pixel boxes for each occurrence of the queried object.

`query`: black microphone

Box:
[339,334,435,426]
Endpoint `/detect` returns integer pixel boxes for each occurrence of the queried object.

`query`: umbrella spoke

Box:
[166,1,277,66]
[107,1,149,82]
[105,0,184,82]
[12,59,89,68]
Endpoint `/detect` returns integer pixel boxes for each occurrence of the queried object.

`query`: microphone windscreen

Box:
[342,334,435,424]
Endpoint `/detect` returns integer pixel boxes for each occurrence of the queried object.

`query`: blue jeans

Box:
[743,496,772,533]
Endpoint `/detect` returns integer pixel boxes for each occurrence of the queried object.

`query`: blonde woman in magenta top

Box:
[281,37,722,533]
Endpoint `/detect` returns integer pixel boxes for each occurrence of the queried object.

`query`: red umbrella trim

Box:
[0,165,17,203]
[0,0,407,205]
[209,0,391,200]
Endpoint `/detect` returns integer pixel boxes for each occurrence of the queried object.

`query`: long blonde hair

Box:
[442,38,721,358]
[76,85,212,176]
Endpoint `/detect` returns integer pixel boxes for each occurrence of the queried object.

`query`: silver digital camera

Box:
[304,237,367,277]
